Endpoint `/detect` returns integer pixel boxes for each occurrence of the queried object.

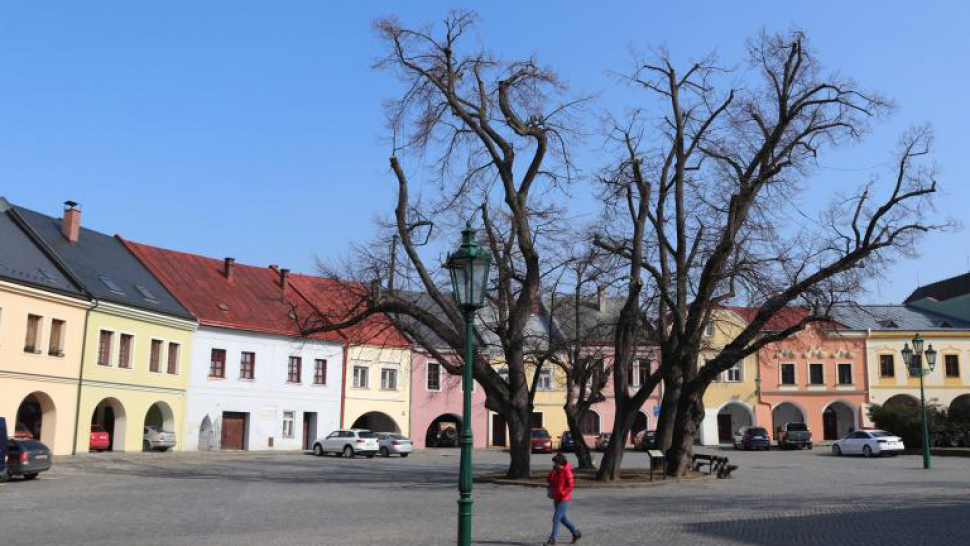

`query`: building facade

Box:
[698,308,760,446]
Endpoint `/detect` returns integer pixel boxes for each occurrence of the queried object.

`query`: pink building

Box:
[409,350,489,449]
[577,348,662,447]
[750,311,867,443]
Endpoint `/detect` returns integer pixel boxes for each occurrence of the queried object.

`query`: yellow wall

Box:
[343,344,411,436]
[74,302,194,452]
[702,309,759,410]
[0,280,89,455]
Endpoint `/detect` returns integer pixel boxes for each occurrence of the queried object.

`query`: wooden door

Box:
[823,409,837,440]
[221,412,247,451]
[491,414,507,447]
[717,414,733,443]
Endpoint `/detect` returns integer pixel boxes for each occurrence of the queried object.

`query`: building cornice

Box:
[0,279,91,309]
[94,300,197,331]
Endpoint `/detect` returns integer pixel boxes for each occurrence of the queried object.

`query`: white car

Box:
[143,426,176,451]
[312,429,379,458]
[832,429,905,457]
[376,433,414,458]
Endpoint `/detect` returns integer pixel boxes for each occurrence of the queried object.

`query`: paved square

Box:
[2,447,969,545]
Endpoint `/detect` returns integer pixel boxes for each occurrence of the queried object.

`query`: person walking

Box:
[544,453,581,545]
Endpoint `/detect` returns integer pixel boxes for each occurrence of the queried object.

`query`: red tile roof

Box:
[725,305,843,331]
[123,240,344,342]
[288,273,410,348]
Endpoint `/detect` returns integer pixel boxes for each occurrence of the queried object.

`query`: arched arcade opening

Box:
[717,402,753,443]
[91,397,127,451]
[772,402,805,436]
[352,412,401,434]
[426,413,462,448]
[823,401,856,440]
[16,392,56,445]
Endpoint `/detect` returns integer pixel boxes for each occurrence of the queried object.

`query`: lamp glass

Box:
[924,344,937,371]
[901,343,913,368]
[912,334,924,355]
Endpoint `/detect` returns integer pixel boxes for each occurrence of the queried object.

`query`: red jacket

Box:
[547,463,575,502]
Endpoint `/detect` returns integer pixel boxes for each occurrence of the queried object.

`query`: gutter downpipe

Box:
[72,299,97,455]
[862,328,872,428]
[340,342,350,428]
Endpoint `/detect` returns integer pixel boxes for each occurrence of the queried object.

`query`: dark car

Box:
[733,426,771,451]
[436,427,459,448]
[777,422,813,450]
[559,431,577,452]
[0,417,8,482]
[531,429,553,453]
[6,439,52,480]
[634,430,656,451]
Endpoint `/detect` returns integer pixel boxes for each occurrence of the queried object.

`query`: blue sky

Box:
[1,2,967,303]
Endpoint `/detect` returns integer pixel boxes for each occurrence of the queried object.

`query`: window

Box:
[579,411,600,435]
[97,330,113,366]
[537,368,553,390]
[282,411,295,438]
[118,334,133,369]
[809,363,824,385]
[725,363,742,382]
[48,319,65,356]
[704,321,714,337]
[780,363,796,385]
[134,284,157,302]
[209,348,226,378]
[381,367,398,390]
[353,365,369,388]
[314,359,327,385]
[637,359,650,386]
[167,343,180,374]
[24,314,42,353]
[837,363,853,385]
[240,352,255,380]
[945,354,960,378]
[288,356,302,383]
[879,354,895,378]
[99,276,124,294]
[427,362,441,391]
[498,366,510,383]
[149,340,163,372]
[531,412,544,428]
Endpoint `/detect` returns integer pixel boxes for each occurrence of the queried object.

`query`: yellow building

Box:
[12,201,197,453]
[343,343,412,436]
[699,308,760,445]
[0,200,91,455]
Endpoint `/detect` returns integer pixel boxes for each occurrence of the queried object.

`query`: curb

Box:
[475,471,715,489]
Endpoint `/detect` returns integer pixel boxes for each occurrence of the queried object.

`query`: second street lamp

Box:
[446,222,492,546]
[901,333,937,470]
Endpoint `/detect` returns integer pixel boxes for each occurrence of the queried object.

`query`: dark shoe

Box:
[543,539,556,546]
[571,531,582,543]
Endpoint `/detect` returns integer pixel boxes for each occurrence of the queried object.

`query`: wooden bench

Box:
[692,454,738,479]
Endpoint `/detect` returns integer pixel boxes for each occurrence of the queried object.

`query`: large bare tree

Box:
[300,11,584,478]
[594,30,948,478]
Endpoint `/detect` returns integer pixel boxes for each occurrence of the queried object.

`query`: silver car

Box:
[376,433,414,458]
[143,426,176,451]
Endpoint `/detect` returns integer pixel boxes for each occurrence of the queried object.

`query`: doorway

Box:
[221,412,248,451]
[303,412,317,450]
[491,413,507,447]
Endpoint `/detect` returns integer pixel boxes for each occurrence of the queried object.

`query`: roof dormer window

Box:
[135,284,158,302]
[877,320,898,329]
[99,276,124,294]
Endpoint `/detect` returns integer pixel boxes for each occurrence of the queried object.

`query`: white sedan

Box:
[832,430,905,457]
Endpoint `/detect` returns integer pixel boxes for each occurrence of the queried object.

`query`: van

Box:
[1,417,9,482]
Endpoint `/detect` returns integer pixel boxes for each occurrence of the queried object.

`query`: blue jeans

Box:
[550,500,578,539]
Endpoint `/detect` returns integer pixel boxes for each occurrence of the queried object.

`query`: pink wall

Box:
[757,324,867,441]
[580,348,662,446]
[409,350,489,449]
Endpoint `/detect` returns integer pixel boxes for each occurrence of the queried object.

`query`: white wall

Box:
[183,326,343,451]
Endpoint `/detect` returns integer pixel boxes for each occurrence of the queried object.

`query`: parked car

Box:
[594,432,612,452]
[0,418,8,482]
[559,431,577,452]
[832,430,904,457]
[733,426,771,451]
[5,439,52,480]
[143,426,176,452]
[313,429,379,458]
[531,428,553,453]
[776,422,813,450]
[13,422,33,440]
[90,424,111,452]
[377,433,413,458]
[634,430,656,451]
[436,427,460,448]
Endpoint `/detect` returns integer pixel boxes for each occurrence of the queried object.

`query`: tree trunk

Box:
[654,368,682,451]
[596,402,639,481]
[563,404,595,470]
[665,387,705,476]
[505,402,533,479]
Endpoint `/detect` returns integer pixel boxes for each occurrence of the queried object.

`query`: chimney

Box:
[61,201,81,243]
[280,268,290,292]
[596,285,607,313]
[223,258,235,281]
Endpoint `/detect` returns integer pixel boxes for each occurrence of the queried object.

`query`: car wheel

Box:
[313,444,324,457]
[862,445,873,458]
[343,445,354,458]
[0,470,8,483]
[807,443,813,450]
[832,444,842,456]
[380,447,390,458]
[143,441,151,452]
[23,473,38,481]
[400,453,409,458]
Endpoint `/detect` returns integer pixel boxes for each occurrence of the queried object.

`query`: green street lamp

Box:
[901,333,937,470]
[446,222,491,546]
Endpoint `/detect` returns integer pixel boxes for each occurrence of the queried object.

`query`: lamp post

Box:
[901,333,937,470]
[446,222,492,546]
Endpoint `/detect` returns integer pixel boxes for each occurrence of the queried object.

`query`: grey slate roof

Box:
[829,304,970,332]
[10,203,193,320]
[0,203,85,297]
[904,273,970,303]
[543,292,624,345]
[388,290,487,350]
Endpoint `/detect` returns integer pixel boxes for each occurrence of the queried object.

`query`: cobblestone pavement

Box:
[1,446,968,545]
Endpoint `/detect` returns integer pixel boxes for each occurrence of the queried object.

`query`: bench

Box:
[691,454,738,479]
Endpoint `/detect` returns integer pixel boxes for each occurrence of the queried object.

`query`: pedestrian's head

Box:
[552,453,567,467]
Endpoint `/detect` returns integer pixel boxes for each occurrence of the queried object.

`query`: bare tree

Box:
[299,11,585,478]
[594,30,948,477]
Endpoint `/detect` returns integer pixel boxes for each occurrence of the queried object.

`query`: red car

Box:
[14,423,34,440]
[531,428,553,453]
[90,424,111,451]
